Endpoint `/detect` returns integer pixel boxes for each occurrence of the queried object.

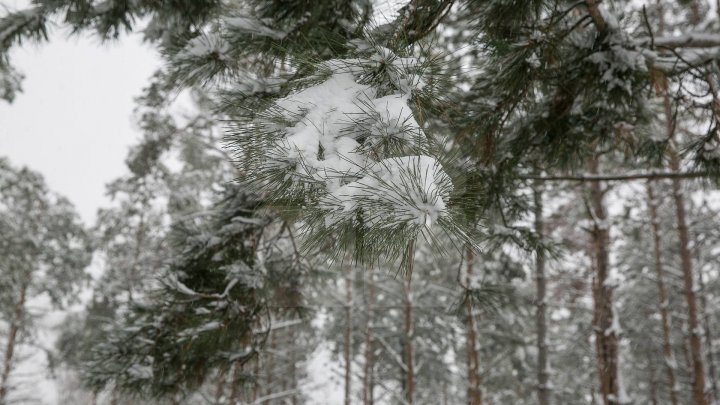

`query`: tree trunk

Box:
[363,267,375,405]
[534,187,550,405]
[229,361,244,404]
[670,146,708,405]
[0,279,28,404]
[654,5,708,399]
[289,325,298,405]
[646,182,679,405]
[403,241,415,405]
[344,267,353,405]
[252,354,260,402]
[664,95,708,405]
[588,157,619,405]
[465,246,483,405]
[697,257,718,403]
[266,332,275,398]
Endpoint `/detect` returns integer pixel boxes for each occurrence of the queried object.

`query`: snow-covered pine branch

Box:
[228,44,476,270]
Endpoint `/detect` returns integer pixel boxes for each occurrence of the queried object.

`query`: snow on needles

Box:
[324,156,451,229]
[244,54,453,236]
[271,72,371,182]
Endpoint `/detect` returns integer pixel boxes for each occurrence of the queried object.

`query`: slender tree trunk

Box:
[252,354,260,402]
[646,182,679,405]
[664,95,709,405]
[280,326,288,402]
[403,241,415,405]
[0,279,28,404]
[464,246,483,405]
[344,267,353,405]
[289,325,298,405]
[670,147,708,405]
[266,332,275,398]
[534,187,550,405]
[363,268,375,405]
[229,361,244,403]
[697,258,718,403]
[653,5,708,399]
[588,157,619,405]
[682,327,693,378]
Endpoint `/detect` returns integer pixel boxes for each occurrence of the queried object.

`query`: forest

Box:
[1,0,720,404]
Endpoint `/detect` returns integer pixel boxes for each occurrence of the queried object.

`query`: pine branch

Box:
[584,0,608,33]
[650,34,720,49]
[522,171,710,182]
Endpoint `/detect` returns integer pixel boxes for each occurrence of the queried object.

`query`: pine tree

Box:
[4,1,720,403]
[0,158,92,404]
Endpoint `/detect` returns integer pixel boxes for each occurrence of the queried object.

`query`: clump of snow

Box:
[176,33,230,61]
[239,48,455,247]
[268,72,370,182]
[323,155,451,229]
[224,15,287,39]
[265,67,433,204]
[364,93,423,144]
[126,364,153,380]
[235,74,287,96]
[526,52,541,68]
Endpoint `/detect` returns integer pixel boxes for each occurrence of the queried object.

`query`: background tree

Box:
[0,158,92,404]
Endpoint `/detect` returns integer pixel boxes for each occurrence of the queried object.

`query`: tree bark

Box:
[534,187,550,405]
[344,267,353,405]
[646,182,679,405]
[266,332,275,398]
[665,96,708,405]
[465,246,483,405]
[648,359,659,405]
[363,267,375,405]
[697,257,718,403]
[403,241,415,405]
[289,324,298,405]
[699,39,720,405]
[252,354,260,402]
[229,361,244,403]
[587,157,619,405]
[655,5,708,400]
[0,279,28,404]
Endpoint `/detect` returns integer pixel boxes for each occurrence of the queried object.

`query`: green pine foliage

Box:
[3,0,720,404]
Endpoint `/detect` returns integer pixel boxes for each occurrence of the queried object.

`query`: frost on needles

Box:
[228,45,474,269]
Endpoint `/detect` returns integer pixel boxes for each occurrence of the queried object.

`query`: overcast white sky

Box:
[0,15,160,224]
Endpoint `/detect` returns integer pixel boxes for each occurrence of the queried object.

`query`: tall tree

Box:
[0,158,92,403]
[646,181,679,405]
[587,158,621,405]
[534,186,550,405]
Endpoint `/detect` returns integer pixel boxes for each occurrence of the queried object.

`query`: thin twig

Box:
[521,171,710,182]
